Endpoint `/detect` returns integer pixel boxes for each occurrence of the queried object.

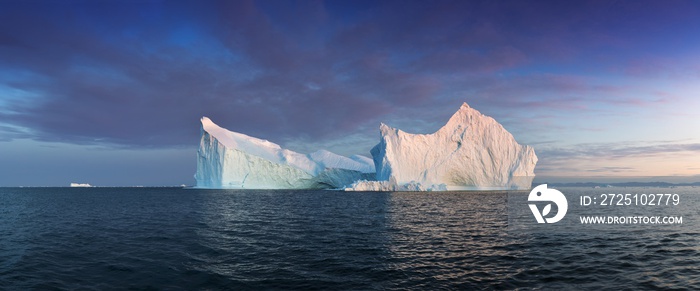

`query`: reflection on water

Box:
[0,187,698,289]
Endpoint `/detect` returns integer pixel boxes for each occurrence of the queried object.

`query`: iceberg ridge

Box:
[195,117,374,189]
[346,102,537,191]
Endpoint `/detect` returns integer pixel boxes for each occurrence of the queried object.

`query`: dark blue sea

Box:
[1,187,698,290]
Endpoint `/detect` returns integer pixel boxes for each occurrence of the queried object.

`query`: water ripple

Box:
[0,187,698,289]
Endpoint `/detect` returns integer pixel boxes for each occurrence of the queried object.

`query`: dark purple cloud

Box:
[0,0,699,149]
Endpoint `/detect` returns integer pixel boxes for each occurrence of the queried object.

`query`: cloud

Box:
[0,0,699,154]
[540,142,700,160]
[534,141,700,176]
[585,166,637,173]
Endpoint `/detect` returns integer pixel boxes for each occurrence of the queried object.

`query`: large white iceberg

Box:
[195,102,536,191]
[195,117,374,189]
[346,103,537,191]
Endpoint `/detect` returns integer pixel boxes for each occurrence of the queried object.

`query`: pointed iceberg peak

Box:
[378,122,398,135]
[440,102,493,132]
[450,102,475,120]
[453,102,482,118]
[200,116,214,128]
[200,117,238,141]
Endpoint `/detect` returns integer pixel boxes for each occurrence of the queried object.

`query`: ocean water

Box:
[0,187,698,290]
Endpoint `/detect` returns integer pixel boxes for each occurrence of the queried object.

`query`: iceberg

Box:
[195,117,374,189]
[346,103,537,191]
[195,102,536,191]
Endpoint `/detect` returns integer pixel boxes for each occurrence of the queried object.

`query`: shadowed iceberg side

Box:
[346,103,537,191]
[195,117,374,189]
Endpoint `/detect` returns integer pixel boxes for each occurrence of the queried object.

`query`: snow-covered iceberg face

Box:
[350,102,537,191]
[195,117,374,189]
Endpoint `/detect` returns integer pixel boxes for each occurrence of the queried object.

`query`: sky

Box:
[1,0,700,186]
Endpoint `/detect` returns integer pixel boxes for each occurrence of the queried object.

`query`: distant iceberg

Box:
[194,117,374,189]
[346,103,537,191]
[70,183,93,187]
